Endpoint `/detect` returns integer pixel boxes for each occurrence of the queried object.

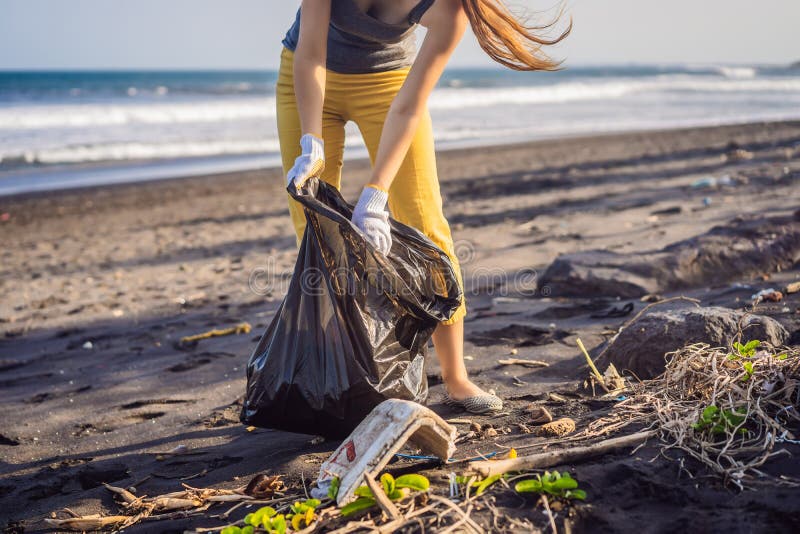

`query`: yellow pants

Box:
[276,46,466,325]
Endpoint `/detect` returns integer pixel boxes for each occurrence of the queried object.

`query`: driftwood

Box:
[498,358,550,368]
[466,430,656,478]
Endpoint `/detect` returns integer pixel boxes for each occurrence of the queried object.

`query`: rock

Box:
[527,406,553,425]
[601,306,789,379]
[538,215,800,298]
[538,418,576,437]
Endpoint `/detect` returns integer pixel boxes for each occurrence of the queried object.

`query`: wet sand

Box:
[1,120,800,532]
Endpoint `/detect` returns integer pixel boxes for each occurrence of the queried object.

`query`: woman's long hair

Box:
[461,0,571,71]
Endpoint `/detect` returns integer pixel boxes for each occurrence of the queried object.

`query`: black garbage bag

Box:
[240,178,462,438]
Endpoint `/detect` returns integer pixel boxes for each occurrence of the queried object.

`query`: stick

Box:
[180,322,251,344]
[576,338,609,393]
[498,358,550,368]
[363,473,401,521]
[427,495,483,534]
[541,494,558,534]
[466,430,656,478]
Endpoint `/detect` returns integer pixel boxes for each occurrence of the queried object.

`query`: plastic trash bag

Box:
[240,177,462,438]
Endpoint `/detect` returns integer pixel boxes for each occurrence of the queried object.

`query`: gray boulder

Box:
[538,215,800,298]
[599,306,789,379]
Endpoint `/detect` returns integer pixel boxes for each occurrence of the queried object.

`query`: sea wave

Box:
[3,75,800,132]
[3,139,282,165]
[428,76,800,109]
[0,98,276,130]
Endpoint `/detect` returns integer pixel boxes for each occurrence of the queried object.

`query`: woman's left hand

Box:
[351,185,392,255]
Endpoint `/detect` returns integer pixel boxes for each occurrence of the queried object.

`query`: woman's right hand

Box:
[287,133,325,190]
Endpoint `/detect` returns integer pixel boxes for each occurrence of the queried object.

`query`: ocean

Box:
[1,63,799,195]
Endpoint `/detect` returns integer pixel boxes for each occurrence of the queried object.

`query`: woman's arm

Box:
[366,0,468,191]
[294,0,331,138]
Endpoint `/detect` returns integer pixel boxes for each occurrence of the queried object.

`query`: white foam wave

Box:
[9,139,284,165]
[716,66,757,79]
[0,97,277,130]
[3,76,799,132]
[428,76,800,110]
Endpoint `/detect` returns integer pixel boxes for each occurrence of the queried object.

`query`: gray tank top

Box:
[282,0,436,74]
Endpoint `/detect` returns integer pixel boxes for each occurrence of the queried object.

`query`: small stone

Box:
[484,427,498,438]
[82,341,93,350]
[527,406,553,425]
[538,418,576,437]
[510,348,518,355]
[469,422,482,433]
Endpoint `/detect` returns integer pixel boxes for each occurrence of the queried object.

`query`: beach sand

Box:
[1,120,800,532]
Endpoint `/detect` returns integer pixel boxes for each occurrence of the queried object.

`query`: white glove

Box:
[287,133,324,190]
[352,186,392,255]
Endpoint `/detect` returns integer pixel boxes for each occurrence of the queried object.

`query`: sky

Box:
[1,0,798,70]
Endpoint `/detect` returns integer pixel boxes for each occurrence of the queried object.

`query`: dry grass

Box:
[587,341,800,488]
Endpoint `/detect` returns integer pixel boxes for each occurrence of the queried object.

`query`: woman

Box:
[278,0,569,414]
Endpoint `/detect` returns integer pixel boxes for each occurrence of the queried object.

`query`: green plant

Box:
[327,476,340,500]
[340,473,429,517]
[220,526,254,534]
[241,506,286,534]
[727,340,760,360]
[727,340,763,381]
[514,471,586,501]
[287,498,321,531]
[691,405,747,436]
[452,474,506,496]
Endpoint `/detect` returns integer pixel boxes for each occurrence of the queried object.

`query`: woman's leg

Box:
[351,82,490,401]
[276,47,347,244]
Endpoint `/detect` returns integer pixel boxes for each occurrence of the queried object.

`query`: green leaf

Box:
[475,474,502,496]
[567,489,587,500]
[241,527,254,534]
[341,497,377,517]
[702,405,719,420]
[777,353,788,361]
[742,340,761,355]
[354,485,373,498]
[328,477,340,500]
[395,474,430,491]
[388,489,404,501]
[550,474,578,490]
[380,473,395,495]
[306,498,321,508]
[221,527,241,534]
[272,514,286,534]
[515,479,543,493]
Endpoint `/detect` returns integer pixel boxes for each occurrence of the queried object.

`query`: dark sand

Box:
[1,121,800,532]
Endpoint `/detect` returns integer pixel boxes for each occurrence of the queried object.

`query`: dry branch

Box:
[467,430,656,478]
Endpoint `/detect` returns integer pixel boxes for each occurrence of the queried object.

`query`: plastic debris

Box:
[310,399,456,505]
[751,288,783,304]
[241,178,461,438]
